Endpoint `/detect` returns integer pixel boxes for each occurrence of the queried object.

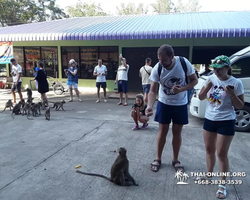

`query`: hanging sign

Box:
[0,42,13,64]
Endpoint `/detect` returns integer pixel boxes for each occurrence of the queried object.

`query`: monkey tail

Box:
[76,170,111,182]
[11,113,14,119]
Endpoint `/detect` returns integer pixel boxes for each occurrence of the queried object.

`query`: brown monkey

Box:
[45,106,50,121]
[1,100,13,112]
[52,100,66,111]
[11,101,22,119]
[76,147,138,186]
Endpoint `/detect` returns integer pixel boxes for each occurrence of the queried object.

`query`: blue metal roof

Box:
[0,11,250,41]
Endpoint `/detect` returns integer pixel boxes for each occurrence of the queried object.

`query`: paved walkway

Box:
[0,89,249,200]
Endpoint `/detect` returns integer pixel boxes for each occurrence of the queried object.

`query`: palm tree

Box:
[174,171,183,181]
[175,171,189,184]
[182,172,189,182]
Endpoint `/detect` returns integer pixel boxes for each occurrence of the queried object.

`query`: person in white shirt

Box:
[93,59,108,103]
[198,55,244,199]
[10,58,23,104]
[139,57,153,103]
[114,54,129,106]
[145,44,198,173]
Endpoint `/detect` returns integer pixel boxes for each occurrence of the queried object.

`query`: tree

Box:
[150,0,174,14]
[67,0,107,17]
[39,0,68,21]
[0,0,67,27]
[116,3,148,15]
[174,0,201,12]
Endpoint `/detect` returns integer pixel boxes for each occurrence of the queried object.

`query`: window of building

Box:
[13,47,58,78]
[231,57,250,78]
[99,46,118,80]
[0,64,7,76]
[80,47,98,79]
[61,46,118,79]
[25,47,40,77]
[61,47,80,78]
[41,47,58,78]
[12,47,24,76]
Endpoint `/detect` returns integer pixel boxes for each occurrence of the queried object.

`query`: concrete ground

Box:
[0,89,249,200]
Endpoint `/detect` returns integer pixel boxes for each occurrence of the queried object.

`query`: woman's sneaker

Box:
[132,125,140,130]
[141,124,148,129]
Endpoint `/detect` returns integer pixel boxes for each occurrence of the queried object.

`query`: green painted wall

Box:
[8,37,250,91]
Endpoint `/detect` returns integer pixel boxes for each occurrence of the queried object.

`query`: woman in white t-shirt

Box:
[199,55,244,199]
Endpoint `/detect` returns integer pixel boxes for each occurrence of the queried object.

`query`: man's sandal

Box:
[216,185,227,199]
[151,159,161,172]
[172,160,185,172]
[194,175,212,181]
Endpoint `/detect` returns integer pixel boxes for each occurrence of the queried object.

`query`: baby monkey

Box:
[76,147,138,186]
[1,100,13,112]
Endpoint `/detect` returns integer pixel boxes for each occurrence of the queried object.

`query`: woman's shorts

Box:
[154,101,188,125]
[203,118,235,136]
[67,81,78,89]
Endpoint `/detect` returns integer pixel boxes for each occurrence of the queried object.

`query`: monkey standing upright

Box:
[45,106,50,121]
[0,100,13,112]
[76,147,138,186]
[26,88,32,99]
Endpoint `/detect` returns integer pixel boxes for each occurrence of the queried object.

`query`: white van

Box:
[190,46,250,132]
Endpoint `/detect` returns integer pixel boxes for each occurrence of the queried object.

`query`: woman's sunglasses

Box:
[211,59,228,65]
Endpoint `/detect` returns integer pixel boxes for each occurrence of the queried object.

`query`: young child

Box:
[131,94,149,130]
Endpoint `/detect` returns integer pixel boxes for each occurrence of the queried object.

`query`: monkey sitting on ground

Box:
[22,102,32,116]
[19,99,25,109]
[45,106,50,121]
[31,102,42,116]
[76,147,138,186]
[51,100,66,111]
[1,100,13,112]
[11,101,22,119]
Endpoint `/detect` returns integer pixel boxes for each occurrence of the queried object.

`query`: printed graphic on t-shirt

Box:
[207,85,226,107]
[118,68,127,72]
[161,76,183,95]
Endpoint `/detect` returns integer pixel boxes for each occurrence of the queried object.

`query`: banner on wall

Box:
[0,42,13,64]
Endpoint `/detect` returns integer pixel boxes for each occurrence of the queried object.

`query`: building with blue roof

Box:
[0,11,249,91]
